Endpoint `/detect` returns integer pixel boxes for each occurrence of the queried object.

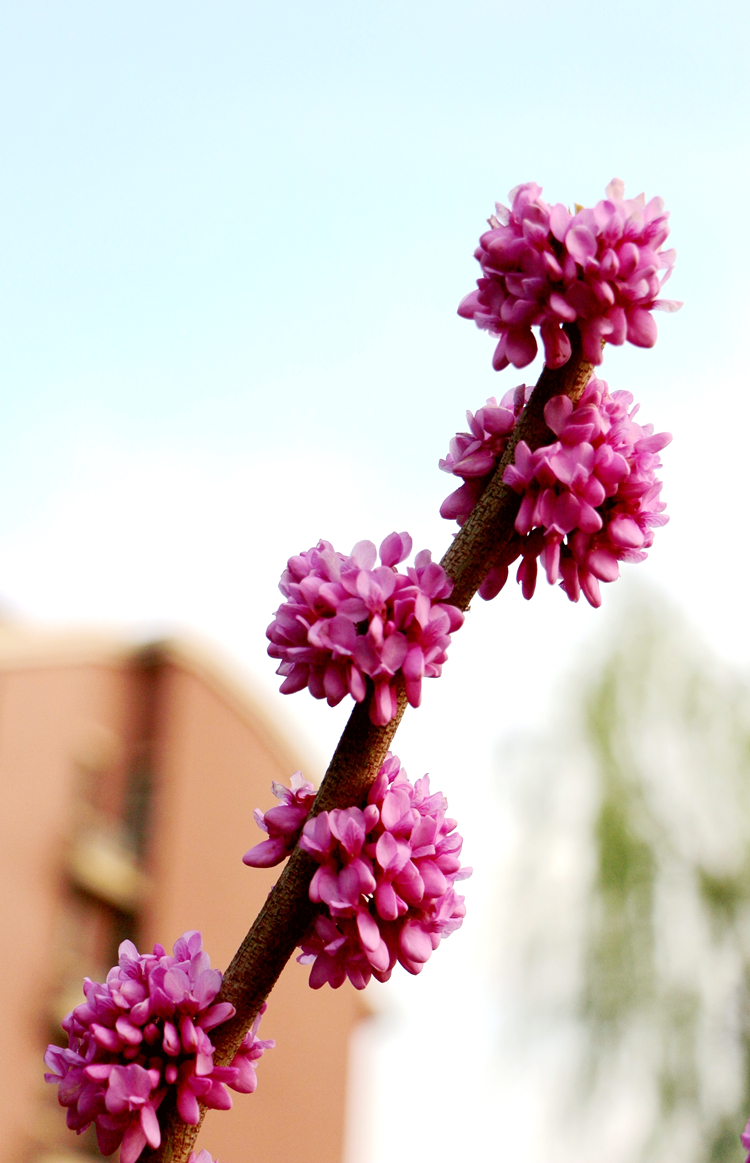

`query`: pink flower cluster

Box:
[439,383,531,527]
[266,533,464,725]
[44,932,273,1163]
[741,1117,750,1162]
[284,753,470,988]
[242,771,316,868]
[440,378,670,608]
[458,179,681,371]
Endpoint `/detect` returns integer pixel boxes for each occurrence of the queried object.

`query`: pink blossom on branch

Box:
[246,753,471,989]
[439,383,531,528]
[266,533,464,725]
[440,377,671,608]
[242,771,316,868]
[458,179,681,371]
[44,933,273,1163]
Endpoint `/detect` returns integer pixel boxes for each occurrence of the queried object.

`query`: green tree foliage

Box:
[496,594,750,1162]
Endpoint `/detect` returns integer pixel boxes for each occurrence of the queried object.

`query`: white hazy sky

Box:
[1,3,748,1160]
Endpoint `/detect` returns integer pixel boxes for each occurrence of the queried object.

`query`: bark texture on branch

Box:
[146,325,593,1163]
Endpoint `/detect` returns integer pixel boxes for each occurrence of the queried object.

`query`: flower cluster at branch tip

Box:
[44,932,273,1163]
[245,754,470,989]
[266,533,464,725]
[440,377,670,608]
[741,1117,750,1162]
[242,771,316,867]
[458,179,681,371]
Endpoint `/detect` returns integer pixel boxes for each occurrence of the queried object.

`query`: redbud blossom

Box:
[244,754,471,989]
[439,383,531,529]
[458,179,681,370]
[44,933,273,1163]
[242,771,316,867]
[266,534,464,725]
[440,378,670,608]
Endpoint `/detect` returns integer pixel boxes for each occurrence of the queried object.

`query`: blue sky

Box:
[1,3,748,1159]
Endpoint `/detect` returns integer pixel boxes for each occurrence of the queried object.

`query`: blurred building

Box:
[0,625,365,1163]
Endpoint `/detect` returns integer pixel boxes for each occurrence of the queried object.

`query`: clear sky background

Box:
[0,3,747,1160]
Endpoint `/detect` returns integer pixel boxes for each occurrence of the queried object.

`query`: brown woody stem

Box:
[145,324,594,1163]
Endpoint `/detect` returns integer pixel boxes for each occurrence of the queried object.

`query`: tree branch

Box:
[144,324,593,1163]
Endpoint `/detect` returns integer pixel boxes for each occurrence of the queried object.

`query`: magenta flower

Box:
[440,377,670,608]
[439,383,531,529]
[458,179,681,371]
[44,933,273,1161]
[741,1117,750,1162]
[242,771,316,867]
[266,533,464,725]
[247,754,472,989]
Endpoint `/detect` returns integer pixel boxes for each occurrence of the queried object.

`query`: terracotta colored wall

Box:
[0,655,136,1162]
[0,637,362,1163]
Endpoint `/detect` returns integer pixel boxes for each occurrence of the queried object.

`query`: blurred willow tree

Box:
[496,593,750,1163]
